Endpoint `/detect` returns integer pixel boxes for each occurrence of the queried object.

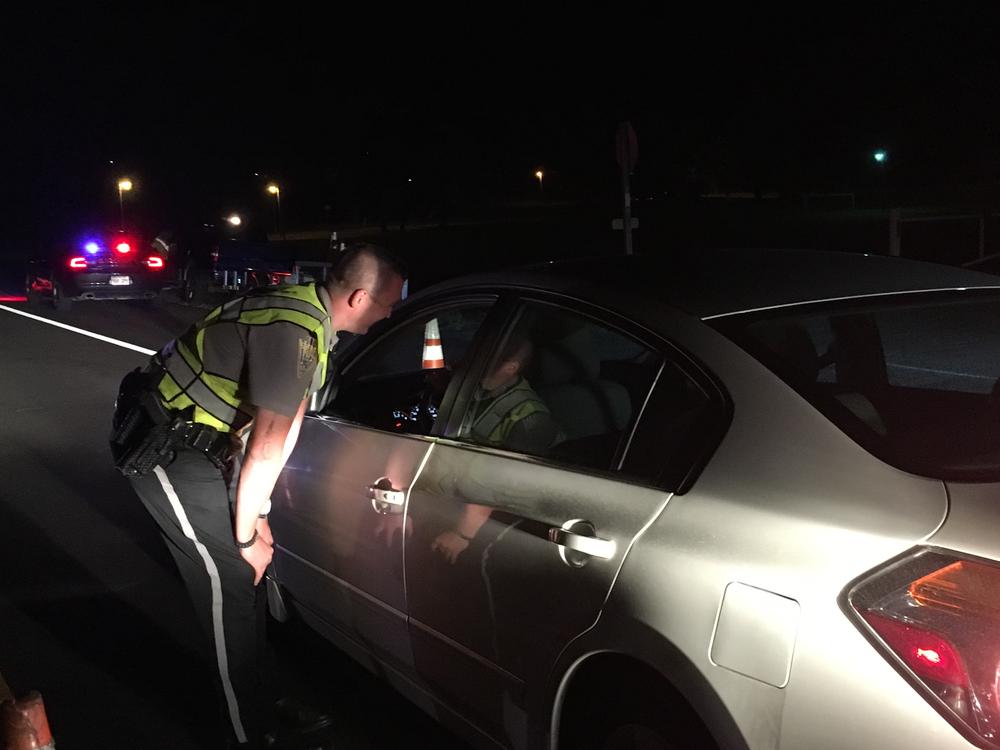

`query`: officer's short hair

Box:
[330,244,406,296]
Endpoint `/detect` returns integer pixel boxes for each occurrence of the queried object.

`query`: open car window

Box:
[323,303,494,435]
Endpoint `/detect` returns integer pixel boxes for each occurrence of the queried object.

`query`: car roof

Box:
[418,248,1000,320]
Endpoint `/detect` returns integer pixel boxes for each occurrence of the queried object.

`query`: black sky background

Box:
[2,4,999,256]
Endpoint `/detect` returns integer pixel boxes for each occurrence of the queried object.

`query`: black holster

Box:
[110,367,233,477]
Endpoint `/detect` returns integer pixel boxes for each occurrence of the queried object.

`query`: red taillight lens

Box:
[862,612,969,687]
[69,257,87,269]
[115,242,131,254]
[146,255,164,269]
[850,549,1000,745]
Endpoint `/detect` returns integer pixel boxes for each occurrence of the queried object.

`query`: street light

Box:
[117,178,133,230]
[873,149,888,164]
[266,184,282,238]
[226,214,242,227]
[535,170,544,192]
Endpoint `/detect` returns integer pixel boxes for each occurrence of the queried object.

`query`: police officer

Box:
[124,244,405,748]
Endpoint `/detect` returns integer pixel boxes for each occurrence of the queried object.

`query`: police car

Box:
[25,230,170,311]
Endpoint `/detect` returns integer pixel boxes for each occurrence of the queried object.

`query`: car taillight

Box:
[115,242,132,254]
[69,257,87,269]
[848,548,1000,746]
[145,255,164,269]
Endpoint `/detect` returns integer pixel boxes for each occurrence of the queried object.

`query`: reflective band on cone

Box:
[422,318,445,369]
[2,690,55,750]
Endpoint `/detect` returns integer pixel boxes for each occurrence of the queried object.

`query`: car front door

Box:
[270,298,498,671]
[404,299,709,746]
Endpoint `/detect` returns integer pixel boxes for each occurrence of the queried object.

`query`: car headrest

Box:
[532,328,600,385]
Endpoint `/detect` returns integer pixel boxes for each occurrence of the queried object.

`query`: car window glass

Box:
[453,302,663,473]
[620,359,723,490]
[717,292,1000,481]
[324,303,494,435]
[877,304,998,393]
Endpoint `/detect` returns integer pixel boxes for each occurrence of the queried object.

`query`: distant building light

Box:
[873,150,888,163]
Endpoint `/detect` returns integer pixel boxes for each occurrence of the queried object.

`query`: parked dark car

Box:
[25,230,170,311]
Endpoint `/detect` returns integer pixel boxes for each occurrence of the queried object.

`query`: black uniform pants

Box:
[130,447,267,748]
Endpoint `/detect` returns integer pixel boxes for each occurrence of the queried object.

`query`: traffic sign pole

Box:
[615,122,638,256]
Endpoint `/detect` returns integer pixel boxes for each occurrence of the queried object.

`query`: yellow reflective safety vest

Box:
[154,284,333,433]
[469,378,551,447]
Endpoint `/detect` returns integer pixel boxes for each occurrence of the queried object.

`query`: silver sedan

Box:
[268,249,1000,750]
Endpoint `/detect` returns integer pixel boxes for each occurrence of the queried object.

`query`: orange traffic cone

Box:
[422,318,445,369]
[1,691,55,750]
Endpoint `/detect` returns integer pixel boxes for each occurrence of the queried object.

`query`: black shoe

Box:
[273,697,335,736]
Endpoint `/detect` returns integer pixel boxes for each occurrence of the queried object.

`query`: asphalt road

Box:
[0,288,468,749]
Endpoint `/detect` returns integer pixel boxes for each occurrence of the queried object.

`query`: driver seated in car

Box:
[432,333,562,563]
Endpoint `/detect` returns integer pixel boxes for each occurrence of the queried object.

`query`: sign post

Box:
[615,121,639,255]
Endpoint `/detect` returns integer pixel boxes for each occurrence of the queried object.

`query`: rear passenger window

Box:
[453,302,662,473]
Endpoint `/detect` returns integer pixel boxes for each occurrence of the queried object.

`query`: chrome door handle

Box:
[369,477,406,514]
[369,487,405,505]
[548,525,617,560]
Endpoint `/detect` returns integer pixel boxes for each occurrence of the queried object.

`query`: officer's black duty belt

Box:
[110,365,233,477]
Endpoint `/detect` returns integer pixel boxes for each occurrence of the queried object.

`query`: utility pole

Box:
[615,122,638,255]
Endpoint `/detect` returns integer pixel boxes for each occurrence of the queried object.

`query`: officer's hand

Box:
[240,537,273,585]
[431,530,470,564]
[256,516,274,547]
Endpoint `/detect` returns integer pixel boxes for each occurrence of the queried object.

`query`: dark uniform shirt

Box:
[200,284,336,425]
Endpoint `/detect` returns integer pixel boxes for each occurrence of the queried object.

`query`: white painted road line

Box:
[0,304,156,356]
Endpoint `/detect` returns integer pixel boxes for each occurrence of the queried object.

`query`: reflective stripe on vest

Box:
[156,284,330,432]
[471,379,549,446]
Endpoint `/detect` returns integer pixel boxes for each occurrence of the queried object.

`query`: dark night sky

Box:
[1,5,999,254]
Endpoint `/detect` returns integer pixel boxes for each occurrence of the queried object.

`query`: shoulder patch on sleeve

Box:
[297,336,318,378]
